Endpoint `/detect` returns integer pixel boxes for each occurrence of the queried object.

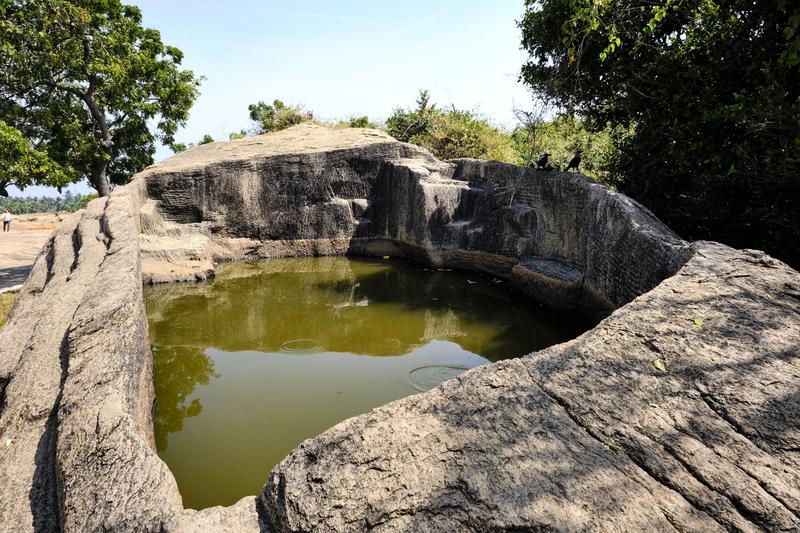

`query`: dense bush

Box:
[386,90,515,162]
[170,134,216,153]
[248,99,313,134]
[511,114,618,180]
[229,94,596,173]
[334,116,379,129]
[520,0,800,267]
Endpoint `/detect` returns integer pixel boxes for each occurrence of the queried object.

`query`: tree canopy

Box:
[520,0,800,267]
[0,0,201,196]
[0,120,77,196]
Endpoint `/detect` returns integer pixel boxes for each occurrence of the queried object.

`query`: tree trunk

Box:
[89,161,111,197]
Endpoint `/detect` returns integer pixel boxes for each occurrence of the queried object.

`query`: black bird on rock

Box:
[565,148,582,172]
[536,153,551,170]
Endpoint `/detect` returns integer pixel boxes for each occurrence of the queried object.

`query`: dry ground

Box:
[0,212,64,290]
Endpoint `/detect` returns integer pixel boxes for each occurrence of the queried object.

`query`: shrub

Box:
[248,100,313,134]
[387,90,515,162]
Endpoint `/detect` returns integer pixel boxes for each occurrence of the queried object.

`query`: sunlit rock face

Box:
[1,124,798,532]
[132,123,691,322]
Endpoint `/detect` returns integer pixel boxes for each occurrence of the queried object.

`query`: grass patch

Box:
[0,292,17,328]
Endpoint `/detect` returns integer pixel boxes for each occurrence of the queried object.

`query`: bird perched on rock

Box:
[536,153,551,171]
[565,148,582,172]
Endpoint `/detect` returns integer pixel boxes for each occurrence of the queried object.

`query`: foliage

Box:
[329,115,379,129]
[0,120,78,195]
[346,116,374,128]
[511,114,619,180]
[387,90,516,162]
[0,0,201,196]
[0,291,16,328]
[0,191,98,213]
[170,134,215,153]
[520,0,800,267]
[419,109,516,162]
[248,99,313,134]
[385,90,438,142]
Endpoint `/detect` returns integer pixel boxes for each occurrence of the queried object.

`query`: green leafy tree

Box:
[248,99,313,134]
[198,134,214,145]
[0,0,202,196]
[348,116,371,128]
[0,120,78,196]
[520,0,800,267]
[169,142,188,154]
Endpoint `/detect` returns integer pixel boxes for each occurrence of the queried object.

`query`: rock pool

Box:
[144,256,587,509]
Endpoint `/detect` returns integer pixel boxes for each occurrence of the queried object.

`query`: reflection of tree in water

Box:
[422,309,467,341]
[152,345,218,452]
[144,256,588,361]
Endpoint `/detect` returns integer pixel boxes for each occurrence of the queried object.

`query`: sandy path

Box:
[0,213,65,290]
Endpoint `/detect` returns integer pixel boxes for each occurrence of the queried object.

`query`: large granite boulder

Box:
[0,124,797,531]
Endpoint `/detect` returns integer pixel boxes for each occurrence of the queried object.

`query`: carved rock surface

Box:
[0,124,797,532]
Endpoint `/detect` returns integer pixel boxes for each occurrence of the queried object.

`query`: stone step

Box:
[516,256,584,285]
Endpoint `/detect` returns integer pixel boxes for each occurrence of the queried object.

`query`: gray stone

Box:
[0,124,797,531]
[263,242,800,531]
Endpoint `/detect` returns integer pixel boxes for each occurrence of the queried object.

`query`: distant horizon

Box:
[9,0,532,198]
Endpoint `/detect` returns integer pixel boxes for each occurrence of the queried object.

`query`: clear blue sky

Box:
[10,0,532,197]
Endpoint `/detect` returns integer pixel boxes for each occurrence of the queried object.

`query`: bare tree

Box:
[506,96,550,206]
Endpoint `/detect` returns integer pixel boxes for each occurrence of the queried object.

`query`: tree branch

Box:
[39,80,113,151]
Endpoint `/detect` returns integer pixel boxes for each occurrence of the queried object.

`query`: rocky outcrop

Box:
[0,189,260,532]
[132,124,691,321]
[1,124,798,531]
[263,242,800,531]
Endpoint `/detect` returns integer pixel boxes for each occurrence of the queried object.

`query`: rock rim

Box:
[0,124,797,531]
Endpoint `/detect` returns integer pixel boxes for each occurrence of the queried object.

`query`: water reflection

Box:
[151,346,218,452]
[145,256,579,358]
[143,256,587,509]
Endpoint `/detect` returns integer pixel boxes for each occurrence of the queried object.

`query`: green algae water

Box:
[144,256,587,510]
